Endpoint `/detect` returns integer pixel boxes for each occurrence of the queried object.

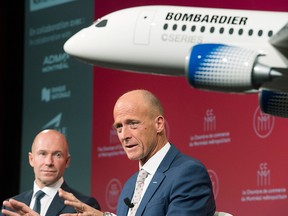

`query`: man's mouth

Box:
[126,144,137,149]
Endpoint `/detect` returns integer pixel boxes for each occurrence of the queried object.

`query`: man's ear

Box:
[65,155,71,168]
[155,115,165,133]
[28,152,34,168]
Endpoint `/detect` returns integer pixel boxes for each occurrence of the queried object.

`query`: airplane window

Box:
[219,27,224,34]
[191,25,196,32]
[182,25,187,31]
[161,23,272,39]
[200,26,205,32]
[163,23,168,30]
[238,29,243,35]
[95,19,108,27]
[210,27,215,33]
[268,30,273,37]
[173,24,177,30]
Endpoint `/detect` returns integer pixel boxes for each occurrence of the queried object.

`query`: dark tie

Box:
[33,190,45,214]
[129,169,149,216]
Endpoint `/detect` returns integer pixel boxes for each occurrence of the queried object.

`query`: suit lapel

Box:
[16,190,33,206]
[45,182,69,216]
[118,174,138,216]
[136,172,165,215]
[136,145,179,215]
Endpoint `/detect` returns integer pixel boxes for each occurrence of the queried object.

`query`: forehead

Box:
[33,132,67,152]
[114,99,148,121]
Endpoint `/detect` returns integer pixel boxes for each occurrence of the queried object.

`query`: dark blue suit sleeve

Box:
[165,161,215,216]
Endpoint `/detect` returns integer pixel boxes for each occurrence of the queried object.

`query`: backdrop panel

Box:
[91,1,288,215]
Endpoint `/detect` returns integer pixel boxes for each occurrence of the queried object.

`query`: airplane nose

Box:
[63,28,91,58]
[63,32,81,56]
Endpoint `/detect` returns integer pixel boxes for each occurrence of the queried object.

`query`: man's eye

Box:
[115,125,122,133]
[129,122,139,129]
[55,153,62,158]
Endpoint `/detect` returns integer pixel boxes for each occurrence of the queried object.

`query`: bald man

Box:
[58,89,216,216]
[1,129,100,216]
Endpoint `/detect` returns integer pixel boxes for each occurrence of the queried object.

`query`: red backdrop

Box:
[91,1,288,215]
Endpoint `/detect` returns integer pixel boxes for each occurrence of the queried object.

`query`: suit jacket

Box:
[1,181,100,216]
[117,145,216,216]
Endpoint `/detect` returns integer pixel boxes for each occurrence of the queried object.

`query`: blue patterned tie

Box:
[33,190,45,214]
[129,169,149,216]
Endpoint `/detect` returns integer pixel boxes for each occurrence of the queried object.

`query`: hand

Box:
[2,199,39,216]
[58,188,104,216]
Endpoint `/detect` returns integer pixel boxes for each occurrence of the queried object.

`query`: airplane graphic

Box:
[63,5,288,117]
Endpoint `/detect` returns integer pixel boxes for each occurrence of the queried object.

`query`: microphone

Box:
[124,197,134,208]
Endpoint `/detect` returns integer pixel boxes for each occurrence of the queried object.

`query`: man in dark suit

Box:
[58,89,216,216]
[116,144,215,216]
[1,129,100,216]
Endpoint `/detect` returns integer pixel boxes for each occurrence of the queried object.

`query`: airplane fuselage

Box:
[64,6,288,75]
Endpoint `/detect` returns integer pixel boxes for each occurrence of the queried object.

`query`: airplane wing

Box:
[269,22,288,49]
[269,22,288,61]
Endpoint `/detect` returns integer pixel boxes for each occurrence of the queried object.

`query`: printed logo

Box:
[189,108,231,147]
[30,0,75,12]
[105,179,122,210]
[257,162,270,187]
[41,85,71,102]
[42,52,69,73]
[97,125,125,158]
[253,106,275,138]
[208,169,219,199]
[42,113,68,136]
[204,109,216,131]
[110,125,119,144]
[241,162,287,202]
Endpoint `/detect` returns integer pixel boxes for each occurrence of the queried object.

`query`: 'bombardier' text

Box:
[166,12,248,25]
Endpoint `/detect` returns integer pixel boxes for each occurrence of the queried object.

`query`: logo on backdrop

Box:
[30,0,76,12]
[189,108,231,147]
[105,178,122,210]
[109,126,119,144]
[42,112,68,136]
[257,162,270,186]
[42,52,69,73]
[204,109,216,131]
[208,169,219,199]
[253,106,275,138]
[241,162,287,202]
[97,125,125,158]
[41,85,71,102]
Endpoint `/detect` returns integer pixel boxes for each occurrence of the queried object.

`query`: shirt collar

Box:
[141,143,171,175]
[33,177,64,198]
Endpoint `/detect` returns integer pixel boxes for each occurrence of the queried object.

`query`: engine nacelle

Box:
[259,88,288,118]
[185,44,260,93]
[258,77,288,118]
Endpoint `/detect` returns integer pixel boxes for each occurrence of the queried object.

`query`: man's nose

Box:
[45,155,53,165]
[119,125,132,142]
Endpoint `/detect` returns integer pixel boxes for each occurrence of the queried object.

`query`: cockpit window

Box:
[95,19,108,28]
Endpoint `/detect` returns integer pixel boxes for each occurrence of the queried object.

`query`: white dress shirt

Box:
[127,143,171,215]
[30,177,64,216]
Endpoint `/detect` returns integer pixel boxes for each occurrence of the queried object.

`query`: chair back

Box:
[214,211,233,216]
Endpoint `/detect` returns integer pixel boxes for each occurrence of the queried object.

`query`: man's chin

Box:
[40,177,58,186]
